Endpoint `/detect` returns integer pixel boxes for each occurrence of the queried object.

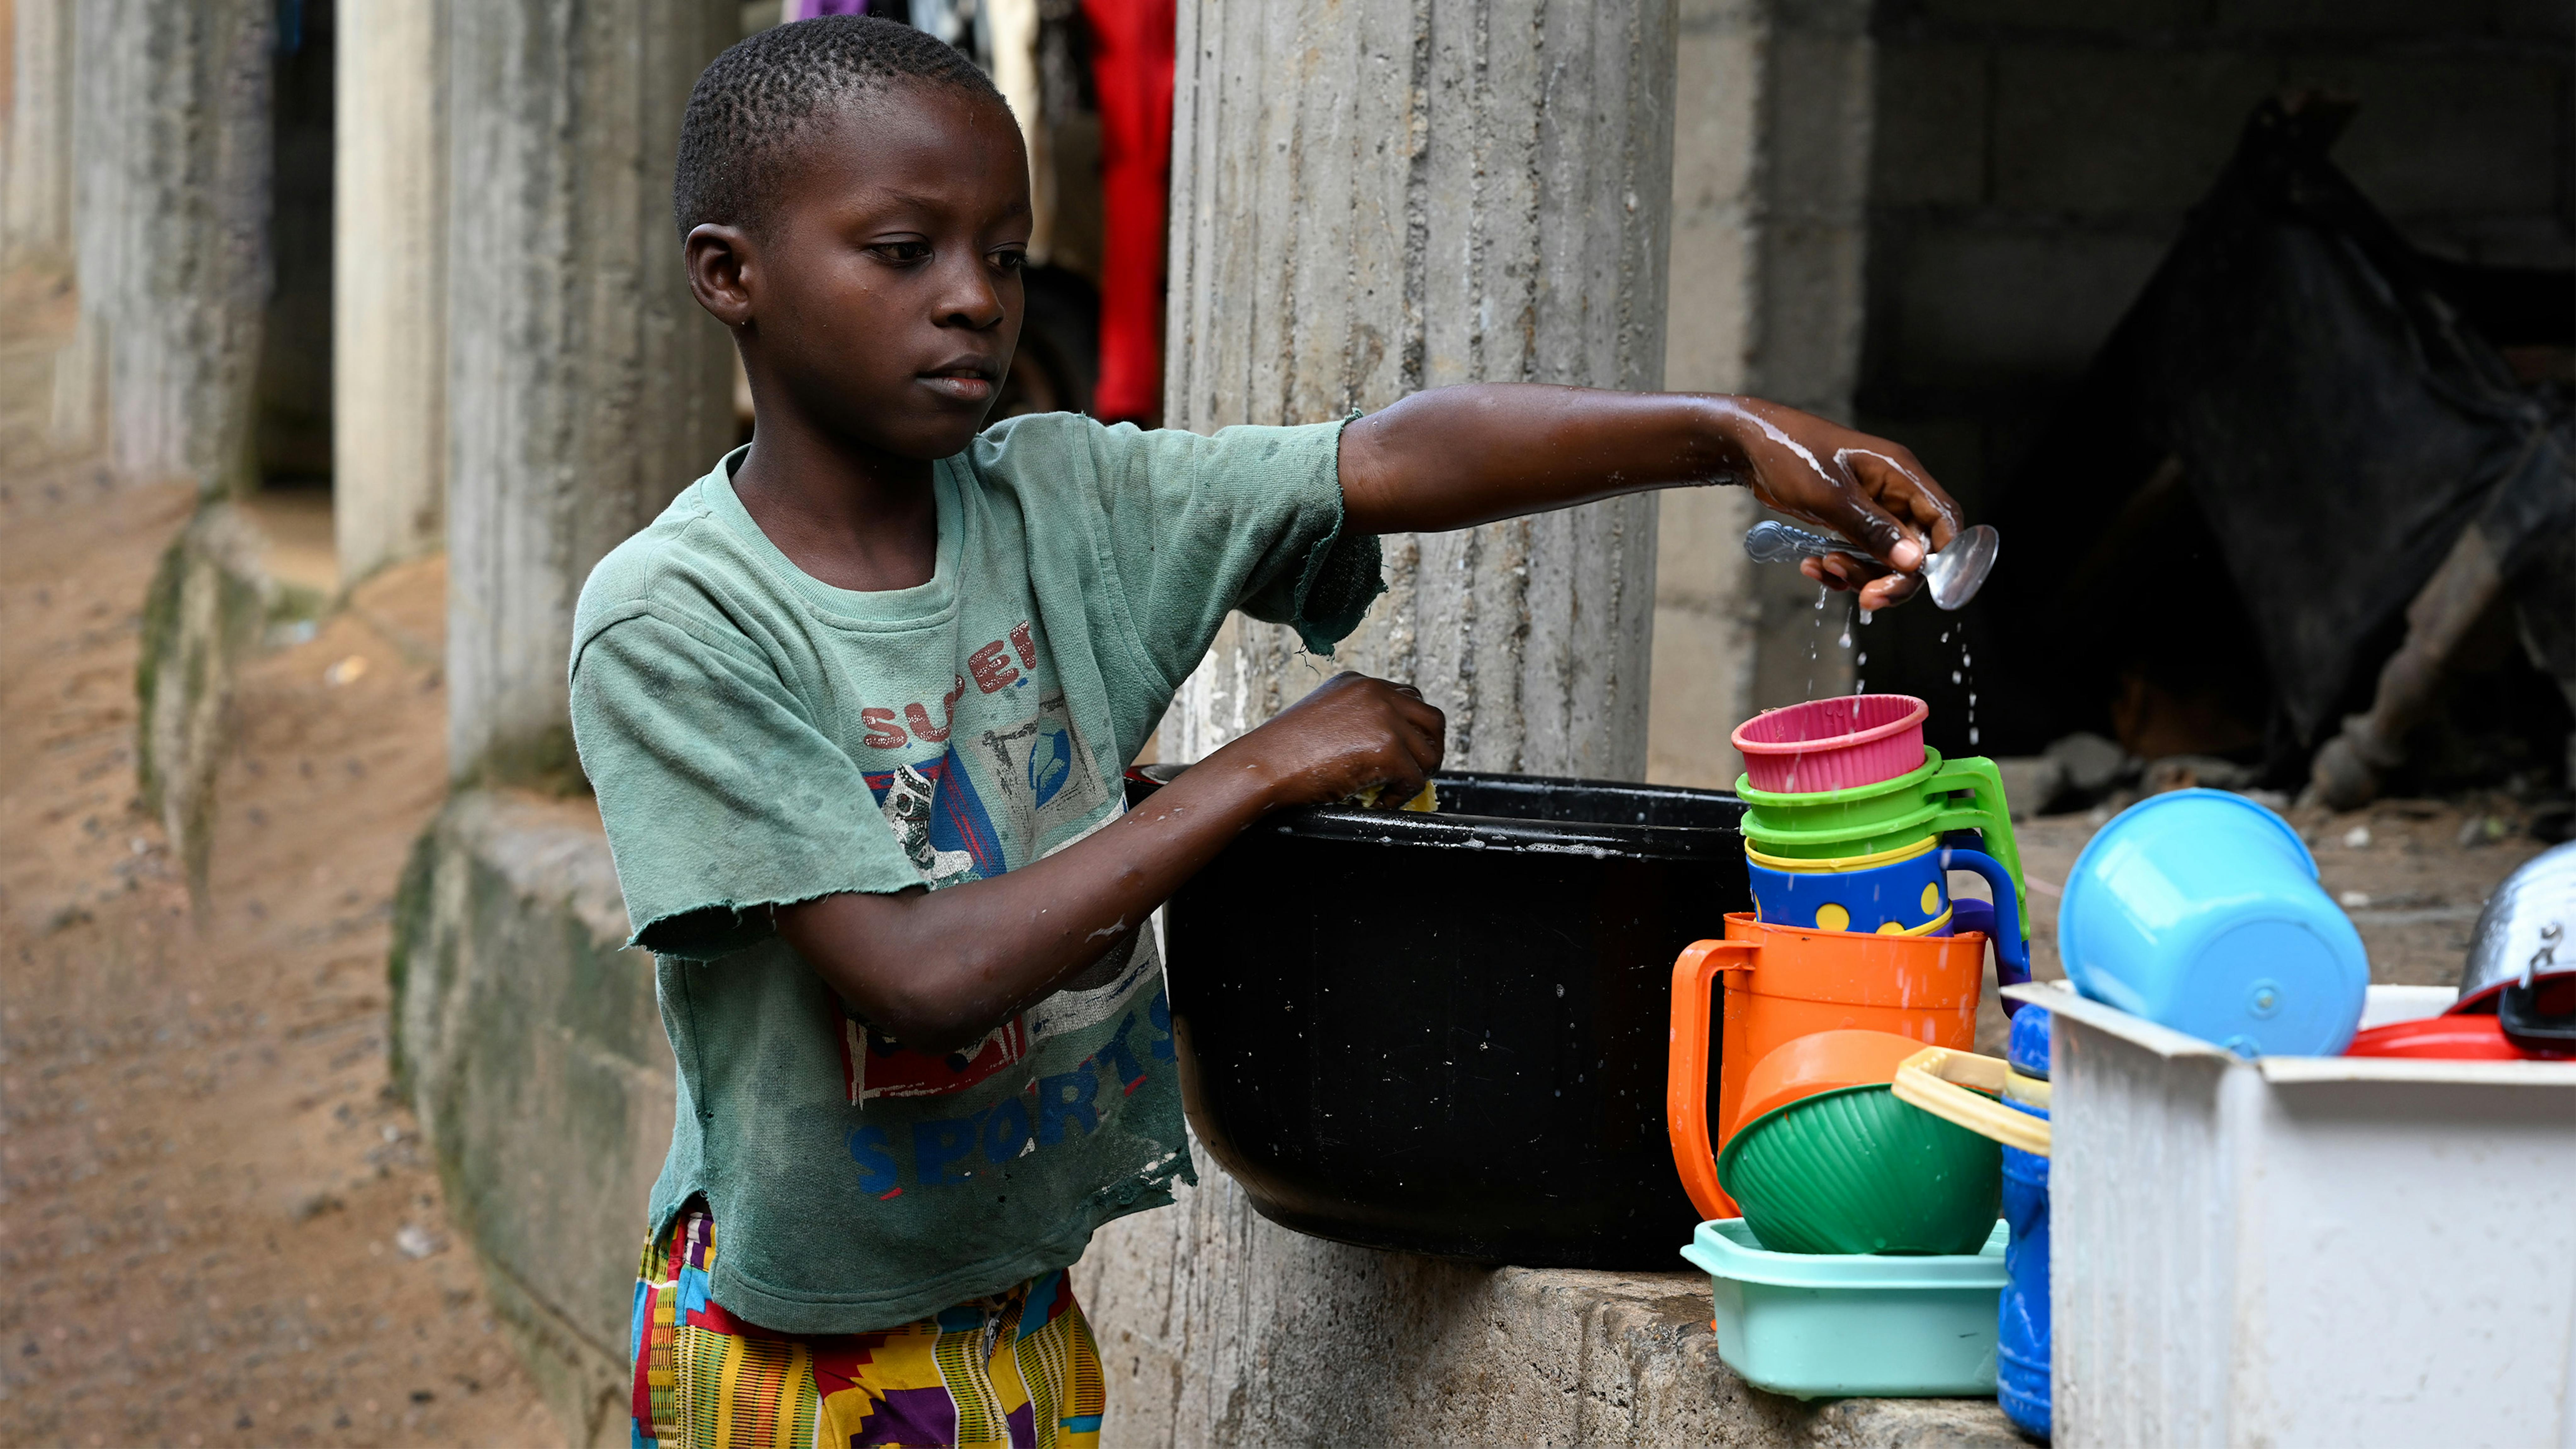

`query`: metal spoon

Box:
[1742,521,2000,611]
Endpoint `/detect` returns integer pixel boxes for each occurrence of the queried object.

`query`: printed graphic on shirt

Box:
[842,982,1184,1197]
[865,750,1002,886]
[970,693,1109,854]
[834,928,1161,1110]
[836,623,1150,1142]
[837,1010,1030,1107]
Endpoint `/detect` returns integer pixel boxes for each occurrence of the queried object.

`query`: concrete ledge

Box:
[1080,1165,2022,1447]
[136,497,273,897]
[390,788,673,1447]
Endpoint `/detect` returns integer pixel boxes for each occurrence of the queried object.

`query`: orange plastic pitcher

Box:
[1667,912,1987,1222]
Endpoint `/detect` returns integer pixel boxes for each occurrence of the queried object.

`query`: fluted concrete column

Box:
[441,0,738,784]
[1089,3,1682,1441]
[333,0,449,584]
[5,0,77,266]
[1153,0,1677,782]
[69,0,273,491]
[1648,0,1874,789]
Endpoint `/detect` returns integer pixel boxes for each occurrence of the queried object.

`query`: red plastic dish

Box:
[1732,694,1930,794]
[2343,1013,2557,1061]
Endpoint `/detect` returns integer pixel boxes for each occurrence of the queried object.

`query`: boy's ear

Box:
[686,223,757,329]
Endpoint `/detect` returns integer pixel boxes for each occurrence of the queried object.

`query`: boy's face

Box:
[698,83,1032,462]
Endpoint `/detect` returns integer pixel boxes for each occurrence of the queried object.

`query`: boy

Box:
[585,16,1961,1449]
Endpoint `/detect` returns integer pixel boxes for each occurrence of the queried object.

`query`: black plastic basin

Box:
[1130,766,1749,1269]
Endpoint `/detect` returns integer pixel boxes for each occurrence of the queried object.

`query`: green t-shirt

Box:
[566,412,1380,1334]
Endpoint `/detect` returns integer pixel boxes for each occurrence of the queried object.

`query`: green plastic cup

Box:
[1716,1084,2003,1256]
[1737,749,2027,922]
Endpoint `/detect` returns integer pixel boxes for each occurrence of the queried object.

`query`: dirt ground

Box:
[0,466,560,1446]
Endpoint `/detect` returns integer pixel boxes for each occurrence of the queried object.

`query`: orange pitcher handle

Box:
[1668,938,1757,1222]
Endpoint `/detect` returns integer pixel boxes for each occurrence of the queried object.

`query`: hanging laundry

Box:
[785,1,912,20]
[1079,0,1176,426]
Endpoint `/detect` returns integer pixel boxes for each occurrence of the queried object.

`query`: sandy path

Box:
[0,468,562,1447]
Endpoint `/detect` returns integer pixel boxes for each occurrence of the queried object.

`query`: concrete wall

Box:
[441,0,738,786]
[392,790,671,1447]
[1854,0,2576,740]
[68,0,274,491]
[1648,0,1877,791]
[1866,0,2574,507]
[334,0,449,584]
[1085,1181,2016,1446]
[134,499,272,899]
[1152,0,1675,783]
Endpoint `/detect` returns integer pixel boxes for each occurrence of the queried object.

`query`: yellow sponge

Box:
[1349,780,1440,813]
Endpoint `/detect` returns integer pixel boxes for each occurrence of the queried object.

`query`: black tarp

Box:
[1979,97,2575,752]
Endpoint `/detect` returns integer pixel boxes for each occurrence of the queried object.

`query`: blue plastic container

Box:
[1748,843,2031,986]
[1997,1005,2051,1439]
[2058,789,2367,1057]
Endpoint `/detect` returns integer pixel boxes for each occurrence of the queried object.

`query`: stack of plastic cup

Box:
[1730,696,2030,987]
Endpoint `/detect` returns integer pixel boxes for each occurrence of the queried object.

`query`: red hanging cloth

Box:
[1079,0,1176,425]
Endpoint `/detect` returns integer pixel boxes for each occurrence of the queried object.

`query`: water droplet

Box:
[1968,693,1978,706]
[1951,670,1962,684]
[1856,652,1867,666]
[1859,609,1875,624]
[1838,627,1852,649]
[1968,726,1980,745]
[1940,631,1950,644]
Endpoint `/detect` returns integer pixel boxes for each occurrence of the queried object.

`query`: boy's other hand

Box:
[1718,398,1963,611]
[1213,672,1447,812]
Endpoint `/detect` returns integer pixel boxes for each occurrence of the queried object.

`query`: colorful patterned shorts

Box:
[630,1208,1105,1449]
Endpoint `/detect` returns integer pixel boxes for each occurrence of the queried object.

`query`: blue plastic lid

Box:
[2008,1003,2051,1079]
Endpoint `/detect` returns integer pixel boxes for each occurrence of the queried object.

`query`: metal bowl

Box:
[2458,839,2576,1009]
[2457,840,2576,1052]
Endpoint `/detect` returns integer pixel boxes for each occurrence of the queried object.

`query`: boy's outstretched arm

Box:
[1337,384,1965,612]
[774,674,1442,1054]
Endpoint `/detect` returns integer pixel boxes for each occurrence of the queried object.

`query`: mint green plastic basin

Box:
[1680,1218,2007,1400]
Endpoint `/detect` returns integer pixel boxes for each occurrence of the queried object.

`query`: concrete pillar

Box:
[4,0,77,266]
[1647,0,1874,789]
[69,0,274,491]
[1152,0,1675,783]
[333,0,448,585]
[389,3,732,1438]
[1092,2,1681,1440]
[441,0,738,785]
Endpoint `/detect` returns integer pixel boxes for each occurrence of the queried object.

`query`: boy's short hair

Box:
[673,15,1009,242]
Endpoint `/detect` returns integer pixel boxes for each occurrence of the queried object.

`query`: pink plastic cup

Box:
[1731,695,1930,794]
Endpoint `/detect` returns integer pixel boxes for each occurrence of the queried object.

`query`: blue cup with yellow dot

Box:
[1747,836,2030,986]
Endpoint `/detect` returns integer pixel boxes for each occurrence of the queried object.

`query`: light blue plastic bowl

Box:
[1680,1218,2007,1400]
[2059,788,2368,1057]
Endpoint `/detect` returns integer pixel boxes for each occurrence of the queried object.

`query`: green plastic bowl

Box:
[1717,1084,2002,1255]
